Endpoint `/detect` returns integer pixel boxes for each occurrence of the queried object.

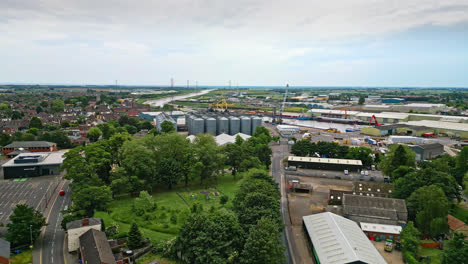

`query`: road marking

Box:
[39,180,66,264]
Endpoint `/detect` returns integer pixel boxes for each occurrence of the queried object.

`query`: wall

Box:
[363,231,401,242]
[0,256,9,264]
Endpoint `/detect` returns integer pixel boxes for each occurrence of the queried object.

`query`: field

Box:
[10,250,32,264]
[95,174,241,243]
[136,252,176,264]
[419,246,442,264]
[452,205,468,223]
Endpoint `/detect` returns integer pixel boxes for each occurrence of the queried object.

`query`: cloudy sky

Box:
[1,0,468,87]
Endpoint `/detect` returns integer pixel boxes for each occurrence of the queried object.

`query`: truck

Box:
[423,132,436,138]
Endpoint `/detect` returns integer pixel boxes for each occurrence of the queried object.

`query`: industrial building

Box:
[343,194,408,226]
[381,98,405,104]
[2,141,57,157]
[186,114,262,136]
[361,121,468,138]
[360,222,402,242]
[408,143,444,161]
[302,212,387,264]
[287,156,363,171]
[1,152,64,179]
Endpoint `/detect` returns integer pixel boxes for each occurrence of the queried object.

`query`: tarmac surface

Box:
[0,175,60,224]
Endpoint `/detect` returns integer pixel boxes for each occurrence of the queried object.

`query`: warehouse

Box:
[303,212,387,264]
[360,222,402,242]
[408,143,444,161]
[287,156,363,171]
[1,152,64,179]
[343,194,407,225]
[2,141,57,156]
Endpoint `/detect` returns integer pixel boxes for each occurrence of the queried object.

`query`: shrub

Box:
[220,195,229,205]
[170,215,177,224]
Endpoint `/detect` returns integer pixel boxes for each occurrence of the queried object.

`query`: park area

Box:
[95,174,241,243]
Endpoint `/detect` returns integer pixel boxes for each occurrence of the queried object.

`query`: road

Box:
[33,180,72,264]
[271,139,299,264]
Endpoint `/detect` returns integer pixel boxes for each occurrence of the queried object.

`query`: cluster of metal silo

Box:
[186,114,262,136]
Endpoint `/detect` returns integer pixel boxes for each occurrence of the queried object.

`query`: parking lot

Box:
[287,168,385,182]
[0,175,60,224]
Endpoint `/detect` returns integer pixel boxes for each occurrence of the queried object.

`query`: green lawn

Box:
[10,250,32,264]
[452,206,468,224]
[419,246,442,264]
[136,252,176,264]
[96,174,241,243]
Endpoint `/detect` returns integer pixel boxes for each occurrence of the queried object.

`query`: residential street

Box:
[33,180,72,264]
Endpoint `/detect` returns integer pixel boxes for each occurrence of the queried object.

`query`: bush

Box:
[170,215,177,224]
[113,232,128,239]
[220,195,229,205]
[403,251,419,264]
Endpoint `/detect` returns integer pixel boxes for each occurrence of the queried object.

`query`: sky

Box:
[1,0,468,87]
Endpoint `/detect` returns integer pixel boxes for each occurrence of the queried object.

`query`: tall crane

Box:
[278,84,289,124]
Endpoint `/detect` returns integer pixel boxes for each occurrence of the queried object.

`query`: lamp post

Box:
[30,224,33,247]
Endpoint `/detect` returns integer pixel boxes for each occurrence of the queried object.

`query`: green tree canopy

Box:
[87,127,102,142]
[239,217,285,264]
[128,222,145,250]
[51,99,65,113]
[441,232,468,264]
[71,185,112,217]
[6,204,46,247]
[161,120,175,133]
[407,185,449,236]
[29,116,43,129]
[379,144,416,176]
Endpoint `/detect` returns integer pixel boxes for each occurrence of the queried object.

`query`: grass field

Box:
[10,250,32,264]
[95,174,241,243]
[452,205,468,223]
[136,252,176,264]
[419,246,442,264]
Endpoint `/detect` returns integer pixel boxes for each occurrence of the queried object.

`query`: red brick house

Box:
[2,141,57,156]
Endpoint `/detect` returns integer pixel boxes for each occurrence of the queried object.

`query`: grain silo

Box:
[240,116,252,135]
[229,116,240,135]
[192,117,205,135]
[186,115,193,135]
[217,117,229,135]
[204,117,217,135]
[251,116,262,135]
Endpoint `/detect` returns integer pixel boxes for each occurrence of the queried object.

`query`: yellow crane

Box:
[209,98,232,112]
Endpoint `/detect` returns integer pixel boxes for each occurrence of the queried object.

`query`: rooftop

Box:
[1,152,64,168]
[360,222,402,235]
[404,120,468,132]
[303,212,387,264]
[3,141,56,149]
[79,229,115,264]
[66,218,102,230]
[288,156,362,166]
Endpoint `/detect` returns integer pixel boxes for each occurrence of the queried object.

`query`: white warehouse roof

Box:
[288,156,362,166]
[303,212,387,264]
[405,120,468,132]
[360,222,402,235]
[2,152,65,168]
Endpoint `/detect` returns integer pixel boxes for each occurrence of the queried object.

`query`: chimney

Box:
[82,218,89,227]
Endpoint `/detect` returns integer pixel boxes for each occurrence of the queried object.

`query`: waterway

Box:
[144,89,215,107]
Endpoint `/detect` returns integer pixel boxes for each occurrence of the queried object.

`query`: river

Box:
[144,89,215,107]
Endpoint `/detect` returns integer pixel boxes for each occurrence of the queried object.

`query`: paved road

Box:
[272,140,299,264]
[33,180,72,264]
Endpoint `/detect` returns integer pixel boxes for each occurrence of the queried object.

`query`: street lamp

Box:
[29,224,33,247]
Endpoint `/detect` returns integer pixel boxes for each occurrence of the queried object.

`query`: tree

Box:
[346,147,374,167]
[235,192,281,232]
[455,146,468,185]
[87,127,102,142]
[40,101,49,108]
[97,123,116,140]
[175,211,244,263]
[72,185,112,217]
[161,120,175,133]
[239,217,285,264]
[225,143,243,177]
[441,232,468,264]
[6,204,46,247]
[134,191,155,215]
[51,130,72,148]
[127,222,144,250]
[124,124,138,134]
[51,99,65,113]
[192,134,219,183]
[379,144,416,176]
[29,116,43,129]
[36,105,44,113]
[407,185,449,236]
[0,132,11,146]
[23,133,35,141]
[291,140,313,156]
[358,95,365,105]
[400,221,420,263]
[138,120,154,130]
[27,128,39,136]
[11,110,23,120]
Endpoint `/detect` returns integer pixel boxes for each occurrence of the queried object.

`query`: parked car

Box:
[384,239,393,252]
[59,190,65,196]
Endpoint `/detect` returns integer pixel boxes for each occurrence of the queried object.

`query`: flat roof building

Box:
[360,222,402,242]
[288,156,363,171]
[303,212,387,264]
[1,152,64,179]
[2,141,57,157]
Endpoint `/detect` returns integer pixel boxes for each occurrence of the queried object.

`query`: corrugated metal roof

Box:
[303,212,387,264]
[360,222,402,235]
[288,156,362,166]
[405,120,468,132]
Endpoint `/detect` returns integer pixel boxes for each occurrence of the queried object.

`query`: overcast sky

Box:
[1,0,468,87]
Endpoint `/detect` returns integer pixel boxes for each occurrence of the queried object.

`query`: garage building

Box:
[288,156,363,171]
[303,212,387,264]
[1,152,64,179]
